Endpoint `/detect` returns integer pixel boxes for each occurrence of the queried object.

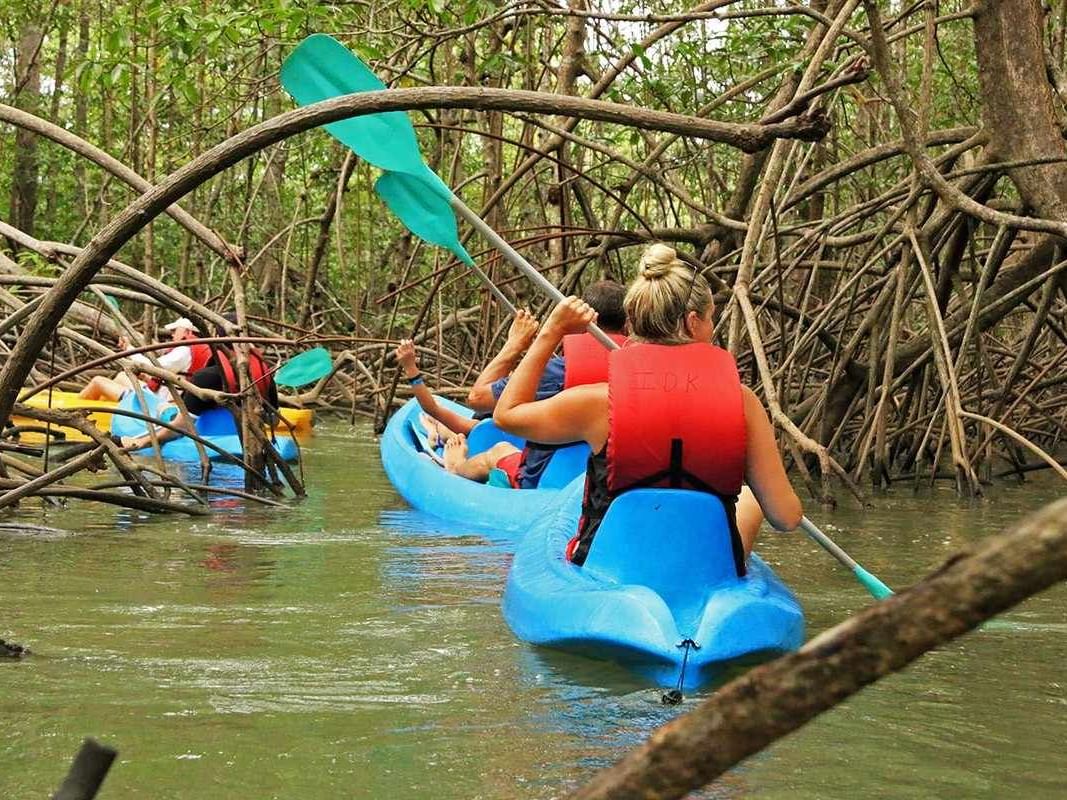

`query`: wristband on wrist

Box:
[408,374,424,386]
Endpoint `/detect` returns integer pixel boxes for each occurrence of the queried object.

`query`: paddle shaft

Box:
[466,258,516,314]
[450,196,620,351]
[800,516,859,570]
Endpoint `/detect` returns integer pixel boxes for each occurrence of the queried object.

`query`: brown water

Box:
[1,423,1065,798]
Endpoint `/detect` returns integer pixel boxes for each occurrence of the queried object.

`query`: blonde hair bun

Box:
[626,243,714,344]
[639,243,681,278]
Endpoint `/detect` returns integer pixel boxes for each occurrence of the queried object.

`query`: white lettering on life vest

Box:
[631,371,656,390]
[629,371,701,392]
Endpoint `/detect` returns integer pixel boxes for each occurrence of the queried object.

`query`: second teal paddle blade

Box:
[275,347,333,388]
[375,169,474,266]
[280,34,425,175]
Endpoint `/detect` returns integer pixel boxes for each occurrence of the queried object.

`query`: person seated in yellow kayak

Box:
[119,321,279,450]
[462,281,628,489]
[394,338,524,485]
[79,317,214,402]
[494,244,803,566]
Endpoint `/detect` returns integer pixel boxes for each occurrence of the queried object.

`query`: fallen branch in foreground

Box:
[568,496,1067,800]
[52,738,117,800]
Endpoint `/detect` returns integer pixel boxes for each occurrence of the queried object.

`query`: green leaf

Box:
[179,81,199,105]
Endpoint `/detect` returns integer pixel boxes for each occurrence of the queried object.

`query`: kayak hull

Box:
[131,428,300,463]
[11,391,115,442]
[379,398,587,533]
[503,479,805,690]
[113,392,299,463]
[13,389,313,442]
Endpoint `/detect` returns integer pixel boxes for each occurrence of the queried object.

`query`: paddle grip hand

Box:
[394,339,419,378]
[505,309,539,352]
[544,296,597,339]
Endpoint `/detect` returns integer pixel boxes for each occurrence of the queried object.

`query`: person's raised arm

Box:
[467,309,539,411]
[741,386,803,531]
[495,297,606,447]
[395,340,476,435]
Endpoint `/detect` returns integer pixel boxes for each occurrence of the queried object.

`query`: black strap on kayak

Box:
[661,638,699,705]
[616,439,747,578]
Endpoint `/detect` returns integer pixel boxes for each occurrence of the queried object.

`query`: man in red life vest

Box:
[80,316,213,402]
[464,280,627,489]
[118,315,278,450]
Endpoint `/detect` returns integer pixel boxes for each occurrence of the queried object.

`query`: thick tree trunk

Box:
[548,0,589,267]
[974,0,1067,218]
[8,22,44,239]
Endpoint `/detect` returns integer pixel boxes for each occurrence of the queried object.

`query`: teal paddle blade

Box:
[375,169,474,265]
[280,34,426,175]
[275,347,333,388]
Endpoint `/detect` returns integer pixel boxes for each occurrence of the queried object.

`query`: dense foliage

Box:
[2,1,1064,497]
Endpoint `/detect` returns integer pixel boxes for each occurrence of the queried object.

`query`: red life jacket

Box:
[570,342,748,573]
[146,341,215,392]
[188,343,213,374]
[607,342,746,495]
[561,332,628,389]
[217,347,273,400]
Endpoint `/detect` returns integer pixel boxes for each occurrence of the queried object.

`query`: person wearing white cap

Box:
[117,315,280,451]
[79,316,214,402]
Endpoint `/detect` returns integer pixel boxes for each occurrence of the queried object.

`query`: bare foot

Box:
[120,435,147,450]
[420,413,443,448]
[442,434,468,474]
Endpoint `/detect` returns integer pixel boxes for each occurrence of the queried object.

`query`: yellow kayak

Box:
[11,390,314,443]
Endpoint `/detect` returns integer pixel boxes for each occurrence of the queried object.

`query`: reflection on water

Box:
[1,422,1065,798]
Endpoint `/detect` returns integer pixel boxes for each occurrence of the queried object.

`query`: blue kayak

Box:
[112,391,299,463]
[379,397,589,533]
[503,478,805,690]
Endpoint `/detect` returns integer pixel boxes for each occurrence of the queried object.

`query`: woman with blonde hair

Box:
[494,243,802,568]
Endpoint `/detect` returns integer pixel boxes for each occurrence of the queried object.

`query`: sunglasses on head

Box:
[683,264,701,311]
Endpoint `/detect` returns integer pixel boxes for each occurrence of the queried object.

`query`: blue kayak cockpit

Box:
[381,397,589,533]
[580,489,743,637]
[503,479,805,690]
[464,417,589,489]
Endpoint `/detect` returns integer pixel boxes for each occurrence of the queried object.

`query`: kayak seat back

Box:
[582,489,741,622]
[466,418,524,456]
[112,390,162,437]
[196,408,237,437]
[115,390,241,440]
[539,443,590,489]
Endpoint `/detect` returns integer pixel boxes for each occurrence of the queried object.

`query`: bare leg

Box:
[121,409,194,450]
[420,413,456,449]
[735,485,764,558]
[79,375,131,401]
[443,437,519,483]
